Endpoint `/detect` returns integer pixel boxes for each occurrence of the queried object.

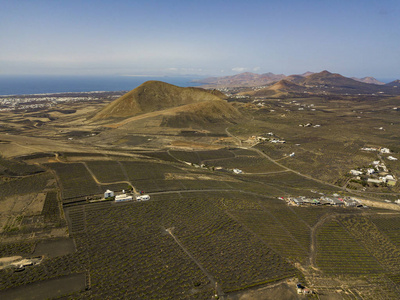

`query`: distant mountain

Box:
[285,75,306,84]
[240,70,400,96]
[245,80,304,97]
[351,77,385,85]
[301,71,315,77]
[386,80,400,87]
[294,70,397,94]
[194,72,286,88]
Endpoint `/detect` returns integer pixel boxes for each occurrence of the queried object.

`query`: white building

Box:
[350,170,363,176]
[115,194,133,202]
[136,195,150,201]
[367,178,383,184]
[104,189,114,198]
[233,169,243,174]
[388,156,398,161]
[381,148,391,154]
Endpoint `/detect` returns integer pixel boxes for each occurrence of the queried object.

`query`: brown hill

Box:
[160,100,242,128]
[386,80,400,87]
[241,80,304,97]
[92,81,227,121]
[284,75,306,84]
[352,76,385,85]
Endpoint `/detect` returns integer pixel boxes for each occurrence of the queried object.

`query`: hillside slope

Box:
[160,99,242,128]
[92,81,227,121]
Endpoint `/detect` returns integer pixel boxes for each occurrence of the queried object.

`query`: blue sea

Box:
[0,75,204,96]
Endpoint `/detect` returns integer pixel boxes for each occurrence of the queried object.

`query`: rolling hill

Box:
[91,80,241,129]
[244,80,305,97]
[92,81,227,121]
[386,80,400,87]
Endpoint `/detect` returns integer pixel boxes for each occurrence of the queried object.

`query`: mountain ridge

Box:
[196,70,397,90]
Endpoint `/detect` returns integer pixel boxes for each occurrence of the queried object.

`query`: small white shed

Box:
[104,189,114,198]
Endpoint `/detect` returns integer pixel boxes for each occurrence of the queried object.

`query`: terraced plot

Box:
[121,161,185,181]
[230,209,308,263]
[316,219,384,275]
[46,163,100,202]
[77,201,214,299]
[370,215,400,248]
[85,160,127,183]
[339,215,400,272]
[161,197,296,292]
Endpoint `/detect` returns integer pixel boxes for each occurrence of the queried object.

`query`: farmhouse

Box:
[233,168,243,174]
[328,197,344,206]
[104,189,114,198]
[292,198,304,205]
[115,194,133,202]
[350,170,363,176]
[344,198,358,207]
[367,178,383,184]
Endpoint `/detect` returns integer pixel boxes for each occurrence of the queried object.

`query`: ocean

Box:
[0,75,203,96]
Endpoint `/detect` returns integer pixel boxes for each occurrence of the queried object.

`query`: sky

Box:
[1,0,400,79]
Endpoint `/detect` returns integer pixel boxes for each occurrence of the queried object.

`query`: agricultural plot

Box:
[160,197,296,293]
[41,191,62,224]
[0,241,36,257]
[230,209,309,263]
[338,215,400,272]
[121,161,185,181]
[229,148,258,156]
[209,156,284,173]
[137,151,179,162]
[371,216,400,248]
[0,252,85,292]
[61,195,296,298]
[85,160,126,183]
[134,179,186,193]
[179,179,233,190]
[46,163,101,202]
[0,172,53,200]
[316,219,384,275]
[100,182,130,192]
[197,149,235,161]
[0,157,44,176]
[75,202,214,299]
[245,172,340,195]
[169,150,201,164]
[290,206,351,227]
[0,273,86,300]
[262,201,311,253]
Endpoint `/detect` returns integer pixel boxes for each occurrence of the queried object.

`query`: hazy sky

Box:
[1,0,399,79]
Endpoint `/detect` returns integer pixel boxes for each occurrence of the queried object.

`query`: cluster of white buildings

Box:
[283,195,361,207]
[361,146,391,154]
[349,160,397,186]
[104,189,150,203]
[247,132,286,144]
